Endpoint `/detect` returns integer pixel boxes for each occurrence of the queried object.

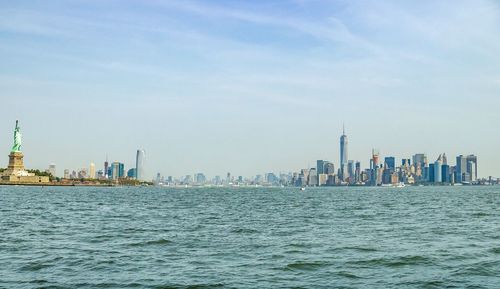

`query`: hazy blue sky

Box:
[1,0,499,178]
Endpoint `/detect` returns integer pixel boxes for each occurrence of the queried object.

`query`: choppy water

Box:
[0,186,499,288]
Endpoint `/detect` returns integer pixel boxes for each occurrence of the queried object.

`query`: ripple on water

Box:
[230,227,259,234]
[348,255,432,268]
[285,260,331,271]
[452,261,500,277]
[128,238,173,247]
[153,284,226,289]
[19,262,53,272]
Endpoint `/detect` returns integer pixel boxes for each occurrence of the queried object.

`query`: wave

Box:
[128,238,173,247]
[348,255,432,268]
[154,284,225,289]
[285,260,330,271]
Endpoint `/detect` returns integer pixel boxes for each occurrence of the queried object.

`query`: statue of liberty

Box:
[11,120,22,152]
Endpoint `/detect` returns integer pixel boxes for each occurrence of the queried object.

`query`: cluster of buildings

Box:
[56,149,147,182]
[155,126,493,188]
[153,172,292,187]
[291,128,482,187]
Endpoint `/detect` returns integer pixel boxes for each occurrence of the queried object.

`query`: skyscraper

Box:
[316,160,326,175]
[466,155,478,181]
[136,149,146,181]
[434,155,442,183]
[89,162,96,179]
[372,149,380,168]
[340,125,348,180]
[412,154,427,169]
[456,155,467,183]
[384,157,396,171]
[104,155,109,179]
[48,163,56,177]
[111,162,125,180]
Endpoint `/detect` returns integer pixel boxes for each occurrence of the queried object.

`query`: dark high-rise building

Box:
[127,168,136,178]
[104,156,109,179]
[340,125,348,180]
[456,155,467,183]
[442,165,450,183]
[429,163,435,183]
[324,162,335,175]
[355,161,361,183]
[385,157,396,171]
[316,160,326,175]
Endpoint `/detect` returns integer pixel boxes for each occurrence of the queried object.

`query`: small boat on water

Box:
[300,187,306,191]
[396,182,406,188]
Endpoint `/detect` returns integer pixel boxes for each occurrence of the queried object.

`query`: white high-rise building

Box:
[89,162,96,179]
[136,149,146,181]
[434,155,442,183]
[48,163,56,177]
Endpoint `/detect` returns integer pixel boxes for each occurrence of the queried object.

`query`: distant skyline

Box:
[1,1,499,178]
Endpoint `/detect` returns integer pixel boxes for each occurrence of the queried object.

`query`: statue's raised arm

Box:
[11,120,22,152]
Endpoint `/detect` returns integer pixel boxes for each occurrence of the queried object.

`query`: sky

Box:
[1,0,499,179]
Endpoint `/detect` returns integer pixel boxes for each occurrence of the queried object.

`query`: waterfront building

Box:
[195,173,207,184]
[127,168,136,178]
[466,155,478,181]
[382,168,392,184]
[318,174,328,186]
[442,164,450,183]
[136,149,146,181]
[429,164,435,183]
[456,155,467,183]
[308,168,318,186]
[111,162,125,180]
[89,162,96,179]
[78,168,88,179]
[63,169,70,179]
[326,174,337,186]
[347,160,355,184]
[434,155,442,183]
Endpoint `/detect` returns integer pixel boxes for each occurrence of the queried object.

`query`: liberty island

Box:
[0,120,49,184]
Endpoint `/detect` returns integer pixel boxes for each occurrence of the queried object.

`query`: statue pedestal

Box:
[1,151,49,183]
[8,151,25,172]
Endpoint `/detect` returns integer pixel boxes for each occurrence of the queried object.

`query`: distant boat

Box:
[300,187,306,191]
[396,182,406,188]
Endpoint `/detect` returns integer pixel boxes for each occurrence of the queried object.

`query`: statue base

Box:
[1,151,49,183]
[7,151,25,172]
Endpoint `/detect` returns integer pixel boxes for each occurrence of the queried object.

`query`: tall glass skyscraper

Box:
[340,125,348,180]
[136,149,145,181]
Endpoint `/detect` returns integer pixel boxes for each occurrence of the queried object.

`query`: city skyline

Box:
[1,1,499,178]
[12,122,486,186]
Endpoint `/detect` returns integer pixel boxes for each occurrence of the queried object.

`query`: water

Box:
[1,186,499,288]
